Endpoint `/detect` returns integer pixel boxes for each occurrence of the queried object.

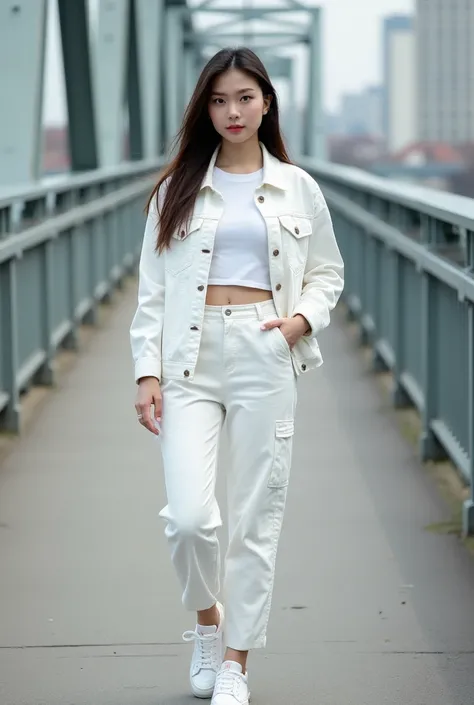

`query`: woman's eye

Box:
[241,96,251,102]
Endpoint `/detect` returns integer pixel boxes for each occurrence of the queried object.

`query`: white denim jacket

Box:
[130,143,344,383]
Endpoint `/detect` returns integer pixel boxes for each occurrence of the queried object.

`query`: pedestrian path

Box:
[1,283,474,704]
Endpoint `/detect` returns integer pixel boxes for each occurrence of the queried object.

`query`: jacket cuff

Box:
[292,301,323,339]
[134,357,162,384]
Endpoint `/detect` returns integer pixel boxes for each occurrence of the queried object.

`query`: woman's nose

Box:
[228,103,240,118]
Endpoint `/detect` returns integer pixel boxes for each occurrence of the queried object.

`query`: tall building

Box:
[365,86,384,139]
[417,0,474,144]
[383,15,417,153]
[337,87,384,138]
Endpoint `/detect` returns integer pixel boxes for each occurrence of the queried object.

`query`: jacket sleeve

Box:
[292,186,344,338]
[129,194,165,383]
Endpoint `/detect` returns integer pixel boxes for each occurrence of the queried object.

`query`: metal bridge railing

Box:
[0,159,163,433]
[1,154,474,532]
[299,156,474,535]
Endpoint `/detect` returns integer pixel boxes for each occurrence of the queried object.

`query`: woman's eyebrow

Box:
[211,88,256,96]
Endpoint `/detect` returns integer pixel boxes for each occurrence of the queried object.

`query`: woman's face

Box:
[208,69,271,144]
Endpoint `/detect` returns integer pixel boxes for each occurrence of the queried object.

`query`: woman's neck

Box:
[215,136,263,174]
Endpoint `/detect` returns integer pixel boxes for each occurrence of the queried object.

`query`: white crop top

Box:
[207,167,272,291]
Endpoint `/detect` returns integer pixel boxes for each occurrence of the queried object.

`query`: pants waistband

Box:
[203,299,277,321]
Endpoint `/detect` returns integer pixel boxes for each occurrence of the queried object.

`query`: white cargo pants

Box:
[158,300,297,650]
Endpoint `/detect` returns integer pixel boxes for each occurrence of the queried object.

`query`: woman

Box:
[130,47,343,704]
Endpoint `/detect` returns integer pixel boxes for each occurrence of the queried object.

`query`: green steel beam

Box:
[58,0,98,172]
[189,32,308,44]
[306,8,324,159]
[136,0,165,158]
[290,57,304,157]
[193,2,309,11]
[94,0,129,167]
[261,56,292,77]
[184,47,198,104]
[127,0,144,161]
[0,0,47,185]
[200,38,304,52]
[164,6,186,149]
[196,13,309,34]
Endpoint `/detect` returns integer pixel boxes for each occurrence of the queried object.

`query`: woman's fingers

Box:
[136,399,159,435]
[260,318,284,331]
[153,395,162,421]
[135,378,162,436]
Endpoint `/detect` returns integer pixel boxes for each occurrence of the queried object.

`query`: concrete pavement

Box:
[1,282,474,704]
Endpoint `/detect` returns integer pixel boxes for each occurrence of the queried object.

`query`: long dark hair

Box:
[148,47,291,252]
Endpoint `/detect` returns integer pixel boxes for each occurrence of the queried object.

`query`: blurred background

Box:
[2,4,474,703]
[40,0,474,196]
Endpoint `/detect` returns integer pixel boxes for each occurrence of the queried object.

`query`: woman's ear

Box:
[263,95,272,115]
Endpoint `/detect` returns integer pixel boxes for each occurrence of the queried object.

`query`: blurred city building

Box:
[325,0,474,197]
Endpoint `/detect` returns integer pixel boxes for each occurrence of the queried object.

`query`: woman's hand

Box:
[260,314,310,350]
[135,377,162,435]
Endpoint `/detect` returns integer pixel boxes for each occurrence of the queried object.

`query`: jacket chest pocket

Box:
[165,217,203,275]
[278,215,312,274]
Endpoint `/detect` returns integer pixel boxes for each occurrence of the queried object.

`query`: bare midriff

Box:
[205,284,273,306]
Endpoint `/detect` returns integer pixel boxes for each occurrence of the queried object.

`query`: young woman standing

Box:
[130,47,344,704]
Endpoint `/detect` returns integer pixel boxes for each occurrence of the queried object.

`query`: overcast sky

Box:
[43,0,413,125]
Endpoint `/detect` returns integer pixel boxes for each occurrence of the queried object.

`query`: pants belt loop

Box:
[255,302,265,321]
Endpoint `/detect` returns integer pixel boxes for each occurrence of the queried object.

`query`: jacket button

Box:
[273,249,279,256]
[184,369,190,377]
[190,326,198,331]
[202,249,211,253]
[275,283,282,291]
[301,364,307,371]
[258,196,264,203]
[294,227,300,235]
[197,285,204,291]
[225,309,232,316]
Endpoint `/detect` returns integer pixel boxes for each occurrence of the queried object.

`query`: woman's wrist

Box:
[292,314,311,336]
[138,375,160,385]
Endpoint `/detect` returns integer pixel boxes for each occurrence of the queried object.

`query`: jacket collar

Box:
[200,141,287,192]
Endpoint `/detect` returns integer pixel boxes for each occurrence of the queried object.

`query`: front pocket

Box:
[278,215,311,274]
[268,419,294,489]
[272,326,291,357]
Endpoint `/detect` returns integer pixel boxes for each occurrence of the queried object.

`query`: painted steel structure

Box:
[2,155,474,534]
[0,0,324,189]
[1,0,474,541]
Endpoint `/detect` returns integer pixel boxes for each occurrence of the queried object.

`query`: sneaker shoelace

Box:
[215,669,241,697]
[182,629,220,670]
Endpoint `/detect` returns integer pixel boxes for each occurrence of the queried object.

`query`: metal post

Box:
[34,240,56,387]
[306,8,325,160]
[164,6,185,152]
[419,277,442,461]
[289,58,303,158]
[184,46,197,107]
[463,303,474,536]
[127,0,144,161]
[0,0,47,185]
[0,260,20,431]
[58,0,98,172]
[463,230,474,536]
[94,0,129,167]
[136,0,164,158]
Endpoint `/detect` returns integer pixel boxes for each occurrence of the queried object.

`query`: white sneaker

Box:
[211,661,250,705]
[182,602,225,698]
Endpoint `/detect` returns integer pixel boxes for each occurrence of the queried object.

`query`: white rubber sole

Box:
[191,682,215,699]
[208,689,250,703]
